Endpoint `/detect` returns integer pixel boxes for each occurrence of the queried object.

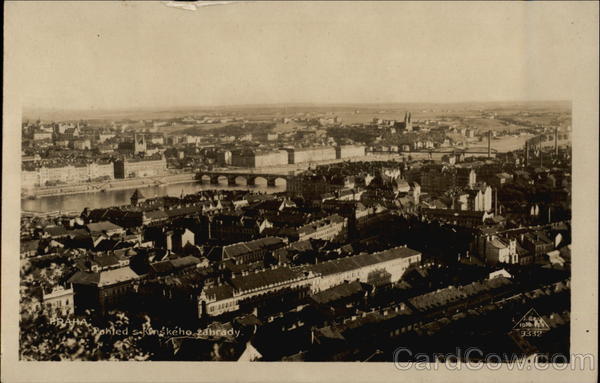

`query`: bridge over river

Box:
[196,171,293,187]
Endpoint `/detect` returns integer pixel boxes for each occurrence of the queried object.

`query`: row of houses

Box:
[44,244,420,319]
[226,146,366,168]
[200,246,421,317]
[473,224,567,266]
[21,156,168,188]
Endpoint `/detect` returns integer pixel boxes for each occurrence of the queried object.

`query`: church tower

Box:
[404,112,413,132]
[134,134,147,155]
[130,189,145,206]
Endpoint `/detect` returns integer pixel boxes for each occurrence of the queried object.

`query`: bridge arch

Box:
[273,177,287,187]
[196,172,289,188]
[199,174,211,184]
[234,175,248,186]
[215,175,228,185]
[251,176,268,187]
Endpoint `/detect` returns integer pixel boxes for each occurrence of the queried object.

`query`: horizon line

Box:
[23,99,572,118]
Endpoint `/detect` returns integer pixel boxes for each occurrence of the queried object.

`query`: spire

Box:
[131,188,145,205]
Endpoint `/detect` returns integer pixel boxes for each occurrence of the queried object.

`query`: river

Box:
[21,133,568,214]
[21,180,285,214]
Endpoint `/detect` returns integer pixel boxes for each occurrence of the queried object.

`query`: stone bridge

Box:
[196,171,292,187]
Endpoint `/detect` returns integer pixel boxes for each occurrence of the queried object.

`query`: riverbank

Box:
[22,173,197,199]
[21,133,569,200]
[22,179,286,214]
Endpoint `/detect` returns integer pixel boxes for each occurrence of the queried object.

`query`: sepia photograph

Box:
[2,1,598,382]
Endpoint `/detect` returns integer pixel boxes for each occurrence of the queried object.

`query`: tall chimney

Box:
[554,126,559,157]
[487,130,492,158]
[494,188,498,215]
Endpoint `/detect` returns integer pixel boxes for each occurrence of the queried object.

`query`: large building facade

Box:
[231,150,288,168]
[307,246,421,291]
[336,145,366,159]
[287,174,351,199]
[198,246,421,317]
[420,166,477,195]
[22,161,115,187]
[297,214,347,241]
[285,147,337,164]
[113,156,167,178]
[227,145,365,169]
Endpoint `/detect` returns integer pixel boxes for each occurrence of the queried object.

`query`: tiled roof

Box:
[262,212,308,227]
[289,240,313,252]
[93,254,121,267]
[68,271,101,285]
[297,214,345,236]
[97,267,141,287]
[145,210,169,220]
[165,205,204,218]
[170,255,201,269]
[87,221,123,233]
[44,225,69,237]
[253,199,283,211]
[409,277,511,312]
[203,283,234,301]
[310,281,364,304]
[488,238,508,249]
[223,237,285,259]
[224,259,263,273]
[151,260,175,274]
[229,267,304,293]
[68,229,91,239]
[315,326,345,341]
[422,209,485,218]
[94,239,120,252]
[212,213,244,225]
[21,239,40,252]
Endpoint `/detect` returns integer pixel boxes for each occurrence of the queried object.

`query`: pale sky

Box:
[5,1,598,111]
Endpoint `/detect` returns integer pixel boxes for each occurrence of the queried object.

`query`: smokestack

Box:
[525,141,529,167]
[487,130,492,158]
[494,188,498,215]
[554,126,559,157]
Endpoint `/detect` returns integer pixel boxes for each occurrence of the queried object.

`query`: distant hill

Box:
[23,101,571,123]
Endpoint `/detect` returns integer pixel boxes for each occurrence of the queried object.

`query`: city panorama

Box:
[19,102,572,361]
